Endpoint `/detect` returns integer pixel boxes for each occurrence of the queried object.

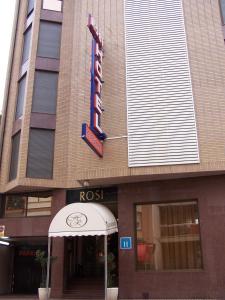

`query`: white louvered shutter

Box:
[124,0,199,167]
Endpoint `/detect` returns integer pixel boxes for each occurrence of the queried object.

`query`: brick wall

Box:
[1,0,225,192]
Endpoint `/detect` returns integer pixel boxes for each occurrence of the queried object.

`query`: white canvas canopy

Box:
[49,202,118,237]
[46,202,118,300]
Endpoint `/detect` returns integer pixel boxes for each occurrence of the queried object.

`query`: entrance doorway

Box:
[13,245,45,294]
[63,202,118,299]
[64,233,118,299]
[0,237,48,295]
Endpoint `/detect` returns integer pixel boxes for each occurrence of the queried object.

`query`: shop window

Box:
[9,132,21,181]
[42,0,62,12]
[22,26,32,65]
[4,194,52,217]
[32,71,58,114]
[26,129,55,179]
[15,75,26,120]
[220,0,225,24]
[37,21,62,59]
[135,201,203,271]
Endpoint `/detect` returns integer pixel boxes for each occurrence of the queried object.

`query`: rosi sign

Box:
[82,14,106,157]
[67,187,117,204]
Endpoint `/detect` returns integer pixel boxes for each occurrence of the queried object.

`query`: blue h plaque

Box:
[120,237,132,250]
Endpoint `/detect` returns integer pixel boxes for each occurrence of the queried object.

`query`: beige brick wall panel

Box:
[3,0,225,192]
[184,0,225,163]
[53,0,75,186]
[68,0,128,182]
[0,0,28,187]
[18,0,42,179]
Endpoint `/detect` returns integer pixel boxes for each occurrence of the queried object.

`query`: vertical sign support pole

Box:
[46,236,51,300]
[104,235,108,300]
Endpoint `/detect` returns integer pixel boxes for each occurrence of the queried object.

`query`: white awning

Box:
[48,202,118,237]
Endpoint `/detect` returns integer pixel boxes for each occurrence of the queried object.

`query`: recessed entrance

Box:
[64,233,118,299]
[63,202,118,299]
[48,200,118,300]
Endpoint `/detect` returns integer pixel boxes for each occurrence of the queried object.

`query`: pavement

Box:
[0,297,218,300]
[0,296,104,300]
[0,296,218,300]
[0,298,103,300]
[0,298,102,300]
[0,298,105,300]
[0,298,104,300]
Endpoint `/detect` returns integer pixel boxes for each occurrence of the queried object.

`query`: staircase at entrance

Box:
[63,277,104,299]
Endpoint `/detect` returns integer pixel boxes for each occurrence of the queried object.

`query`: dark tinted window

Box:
[9,132,21,181]
[32,71,58,114]
[22,26,32,65]
[27,129,55,179]
[15,76,26,119]
[27,0,35,15]
[37,21,61,59]
[220,0,225,24]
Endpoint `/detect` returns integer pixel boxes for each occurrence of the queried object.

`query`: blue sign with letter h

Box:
[120,237,132,250]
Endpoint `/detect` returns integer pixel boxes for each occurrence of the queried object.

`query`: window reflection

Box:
[4,194,52,217]
[27,196,52,216]
[136,201,203,270]
[5,196,26,217]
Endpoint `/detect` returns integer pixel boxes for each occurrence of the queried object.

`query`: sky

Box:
[0,0,16,113]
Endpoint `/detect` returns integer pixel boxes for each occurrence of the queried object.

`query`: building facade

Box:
[1,0,225,298]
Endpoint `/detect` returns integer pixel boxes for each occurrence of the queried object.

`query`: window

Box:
[27,0,35,16]
[43,0,62,12]
[136,201,203,270]
[21,26,32,65]
[37,21,62,59]
[15,76,26,120]
[27,196,52,216]
[9,132,21,181]
[32,71,58,114]
[4,195,26,217]
[4,194,52,217]
[26,129,55,179]
[220,0,225,24]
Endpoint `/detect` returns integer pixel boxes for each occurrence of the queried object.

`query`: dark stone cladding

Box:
[50,189,66,298]
[36,57,60,72]
[40,9,63,23]
[30,112,56,130]
[0,216,51,237]
[118,175,225,299]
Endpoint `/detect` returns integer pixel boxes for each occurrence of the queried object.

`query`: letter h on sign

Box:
[120,237,132,250]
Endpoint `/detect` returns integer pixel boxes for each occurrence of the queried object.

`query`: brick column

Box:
[50,189,66,298]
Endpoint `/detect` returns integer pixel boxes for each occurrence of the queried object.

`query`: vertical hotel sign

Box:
[82,15,106,157]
